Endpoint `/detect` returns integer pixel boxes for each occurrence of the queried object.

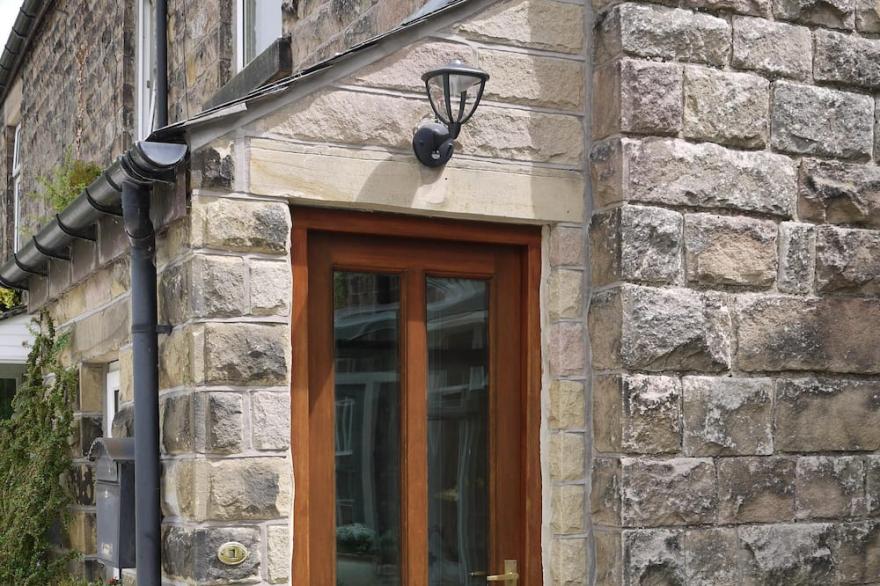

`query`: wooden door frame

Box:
[290,207,543,584]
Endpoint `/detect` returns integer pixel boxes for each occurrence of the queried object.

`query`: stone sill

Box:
[206,36,292,109]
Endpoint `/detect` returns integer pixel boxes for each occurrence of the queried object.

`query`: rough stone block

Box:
[161,394,193,454]
[856,0,880,30]
[252,391,290,451]
[738,523,836,584]
[119,346,133,403]
[202,323,289,385]
[776,378,880,451]
[771,82,873,161]
[481,49,584,110]
[549,379,586,430]
[796,456,865,519]
[550,538,588,585]
[684,67,769,148]
[460,105,584,165]
[206,457,291,520]
[687,0,771,15]
[190,144,235,191]
[685,214,777,288]
[549,432,585,481]
[64,464,95,507]
[778,222,816,295]
[551,485,586,534]
[267,525,290,583]
[594,374,682,454]
[835,520,880,583]
[590,285,732,372]
[351,40,477,95]
[592,457,622,526]
[684,528,740,585]
[78,363,104,412]
[868,456,880,514]
[816,226,880,295]
[593,59,683,138]
[623,529,685,584]
[772,0,855,27]
[718,457,796,523]
[159,327,193,391]
[457,0,584,53]
[736,296,880,373]
[597,4,730,66]
[196,392,243,454]
[549,225,585,267]
[815,30,880,90]
[548,269,584,320]
[548,321,585,377]
[163,525,261,582]
[192,197,290,254]
[594,531,622,585]
[799,159,880,228]
[621,458,717,526]
[683,377,773,456]
[590,205,683,287]
[732,17,812,80]
[191,254,246,318]
[249,259,291,317]
[591,138,796,216]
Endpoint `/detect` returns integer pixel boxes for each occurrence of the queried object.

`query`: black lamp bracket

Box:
[412,122,454,168]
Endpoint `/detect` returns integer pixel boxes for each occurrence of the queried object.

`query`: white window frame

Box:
[11,124,22,252]
[136,0,157,139]
[235,0,282,71]
[104,362,120,439]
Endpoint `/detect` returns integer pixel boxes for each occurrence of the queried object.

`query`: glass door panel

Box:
[333,271,402,585]
[426,278,490,585]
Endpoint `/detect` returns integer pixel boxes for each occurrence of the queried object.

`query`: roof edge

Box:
[0,0,56,106]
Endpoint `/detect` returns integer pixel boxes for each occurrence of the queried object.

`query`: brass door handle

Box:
[486,560,519,583]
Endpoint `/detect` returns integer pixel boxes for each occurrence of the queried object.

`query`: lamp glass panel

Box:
[426,75,451,124]
[451,78,483,124]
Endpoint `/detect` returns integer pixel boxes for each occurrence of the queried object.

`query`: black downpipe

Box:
[121,181,161,586]
[155,0,168,128]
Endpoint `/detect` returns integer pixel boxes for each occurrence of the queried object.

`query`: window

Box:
[235,0,282,70]
[11,124,22,252]
[137,0,157,139]
[104,362,120,438]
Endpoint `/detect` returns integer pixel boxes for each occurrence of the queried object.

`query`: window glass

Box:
[333,271,402,585]
[11,124,21,252]
[137,0,157,139]
[426,278,489,585]
[238,0,282,68]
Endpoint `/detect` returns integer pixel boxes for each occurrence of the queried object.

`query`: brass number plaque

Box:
[217,541,249,566]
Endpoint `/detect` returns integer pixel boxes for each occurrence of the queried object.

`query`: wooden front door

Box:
[292,209,542,585]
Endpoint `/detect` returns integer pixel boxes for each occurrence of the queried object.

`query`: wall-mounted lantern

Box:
[413,60,489,167]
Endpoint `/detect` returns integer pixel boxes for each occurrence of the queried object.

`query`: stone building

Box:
[0,0,879,584]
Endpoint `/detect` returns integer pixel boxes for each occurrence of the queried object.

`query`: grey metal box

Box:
[89,437,136,569]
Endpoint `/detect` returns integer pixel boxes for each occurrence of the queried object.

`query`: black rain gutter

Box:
[0,0,53,103]
[0,141,186,289]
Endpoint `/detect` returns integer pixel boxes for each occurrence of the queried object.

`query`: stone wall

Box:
[167,0,234,123]
[282,0,425,69]
[5,0,134,259]
[589,0,880,581]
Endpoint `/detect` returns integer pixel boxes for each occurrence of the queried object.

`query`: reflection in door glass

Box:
[333,272,401,586]
[427,277,489,585]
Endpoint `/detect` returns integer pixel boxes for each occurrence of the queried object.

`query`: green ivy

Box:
[0,287,21,311]
[0,313,78,585]
[35,149,102,212]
